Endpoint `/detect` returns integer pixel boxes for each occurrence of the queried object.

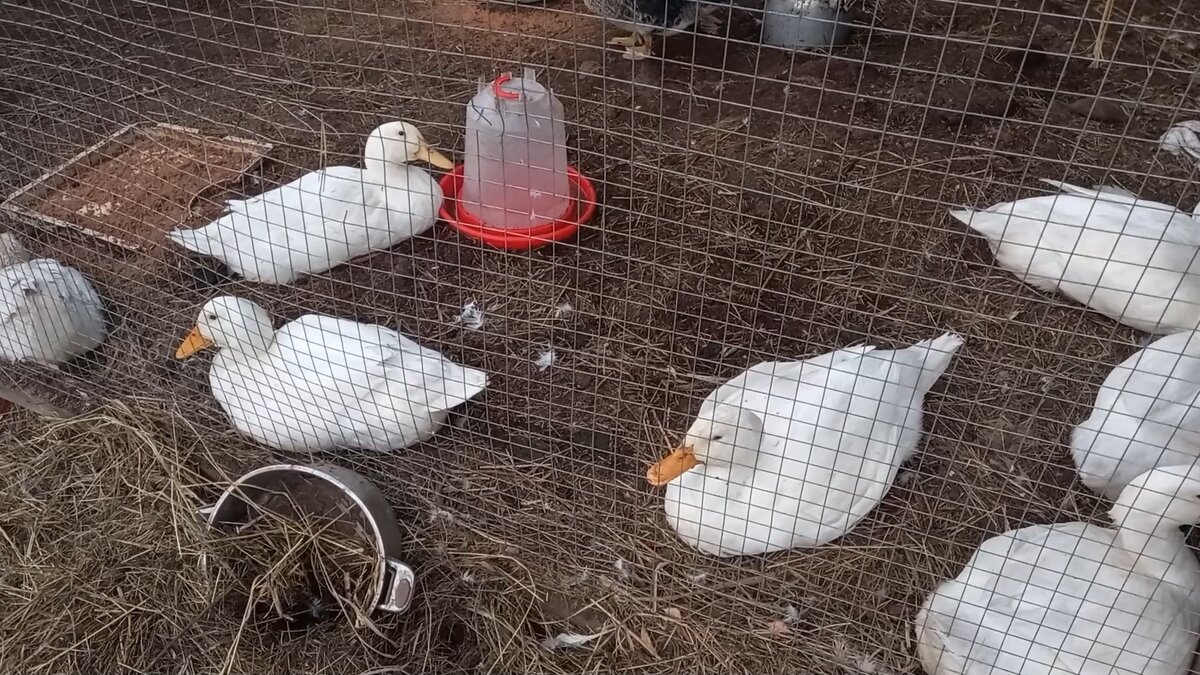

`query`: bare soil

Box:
[2,0,1200,673]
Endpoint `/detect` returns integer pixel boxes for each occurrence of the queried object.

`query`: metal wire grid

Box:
[3,0,1200,672]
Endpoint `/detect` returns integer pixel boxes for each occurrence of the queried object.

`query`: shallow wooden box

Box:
[0,122,273,250]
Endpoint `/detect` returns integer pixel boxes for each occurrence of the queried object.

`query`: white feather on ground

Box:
[1160,120,1200,164]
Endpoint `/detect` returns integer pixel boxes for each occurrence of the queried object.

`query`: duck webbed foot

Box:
[609,32,652,60]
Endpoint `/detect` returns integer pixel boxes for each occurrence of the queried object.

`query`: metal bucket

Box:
[762,0,854,49]
[199,463,416,615]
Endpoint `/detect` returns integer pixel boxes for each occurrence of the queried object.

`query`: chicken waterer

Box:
[441,70,596,250]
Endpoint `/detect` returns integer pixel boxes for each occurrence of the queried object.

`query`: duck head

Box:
[647,405,764,486]
[1112,463,1200,532]
[363,121,454,174]
[176,296,274,359]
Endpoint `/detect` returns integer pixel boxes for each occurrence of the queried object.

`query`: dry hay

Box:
[0,396,1103,675]
[0,403,461,675]
[205,485,380,633]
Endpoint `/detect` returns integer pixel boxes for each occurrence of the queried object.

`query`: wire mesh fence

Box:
[4,0,1200,672]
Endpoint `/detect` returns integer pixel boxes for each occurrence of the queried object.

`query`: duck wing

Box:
[168,166,373,284]
[274,315,486,417]
[1073,331,1200,498]
[703,344,877,418]
[951,184,1200,332]
[1041,179,1200,245]
[0,260,104,361]
[918,523,1084,675]
[920,521,1195,675]
[702,336,957,548]
[784,335,960,538]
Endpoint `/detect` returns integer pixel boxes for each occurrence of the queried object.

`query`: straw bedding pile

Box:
[0,404,449,674]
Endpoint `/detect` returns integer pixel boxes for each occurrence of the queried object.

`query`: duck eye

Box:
[712,435,724,441]
[206,313,218,321]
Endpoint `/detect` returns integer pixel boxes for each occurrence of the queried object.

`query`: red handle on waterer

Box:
[491,72,520,100]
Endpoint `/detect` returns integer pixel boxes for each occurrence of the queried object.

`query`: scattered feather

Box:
[829,637,856,666]
[685,571,708,583]
[534,349,556,372]
[829,638,894,675]
[455,301,485,330]
[613,557,632,580]
[781,604,803,625]
[767,619,792,637]
[663,606,682,619]
[553,301,573,318]
[460,570,478,584]
[540,631,605,651]
[1159,120,1200,163]
[428,508,454,524]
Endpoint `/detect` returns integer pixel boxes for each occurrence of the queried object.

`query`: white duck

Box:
[646,333,962,557]
[168,121,453,285]
[1071,330,1200,500]
[0,232,105,364]
[915,464,1200,675]
[175,296,487,452]
[951,180,1200,334]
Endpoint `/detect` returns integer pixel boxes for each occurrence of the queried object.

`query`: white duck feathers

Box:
[1071,330,1200,500]
[0,250,105,364]
[182,296,486,453]
[915,464,1200,675]
[917,521,1199,675]
[168,121,451,285]
[259,313,481,409]
[952,180,1200,334]
[656,333,961,557]
[174,164,443,285]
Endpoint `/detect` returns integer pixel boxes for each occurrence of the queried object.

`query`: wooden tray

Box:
[1,122,273,251]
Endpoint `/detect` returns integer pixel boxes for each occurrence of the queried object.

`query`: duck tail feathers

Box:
[166,226,214,256]
[948,208,978,229]
[1040,178,1086,195]
[1042,178,1143,204]
[426,366,488,412]
[907,333,964,392]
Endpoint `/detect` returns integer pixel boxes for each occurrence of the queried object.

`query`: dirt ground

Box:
[4,0,1200,672]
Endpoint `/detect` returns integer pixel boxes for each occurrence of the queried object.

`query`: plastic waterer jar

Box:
[462,68,571,229]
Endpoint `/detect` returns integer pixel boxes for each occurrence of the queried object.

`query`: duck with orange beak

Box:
[168,120,454,285]
[175,295,487,452]
[646,333,963,557]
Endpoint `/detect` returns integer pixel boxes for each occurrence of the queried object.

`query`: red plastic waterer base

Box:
[439,165,597,251]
